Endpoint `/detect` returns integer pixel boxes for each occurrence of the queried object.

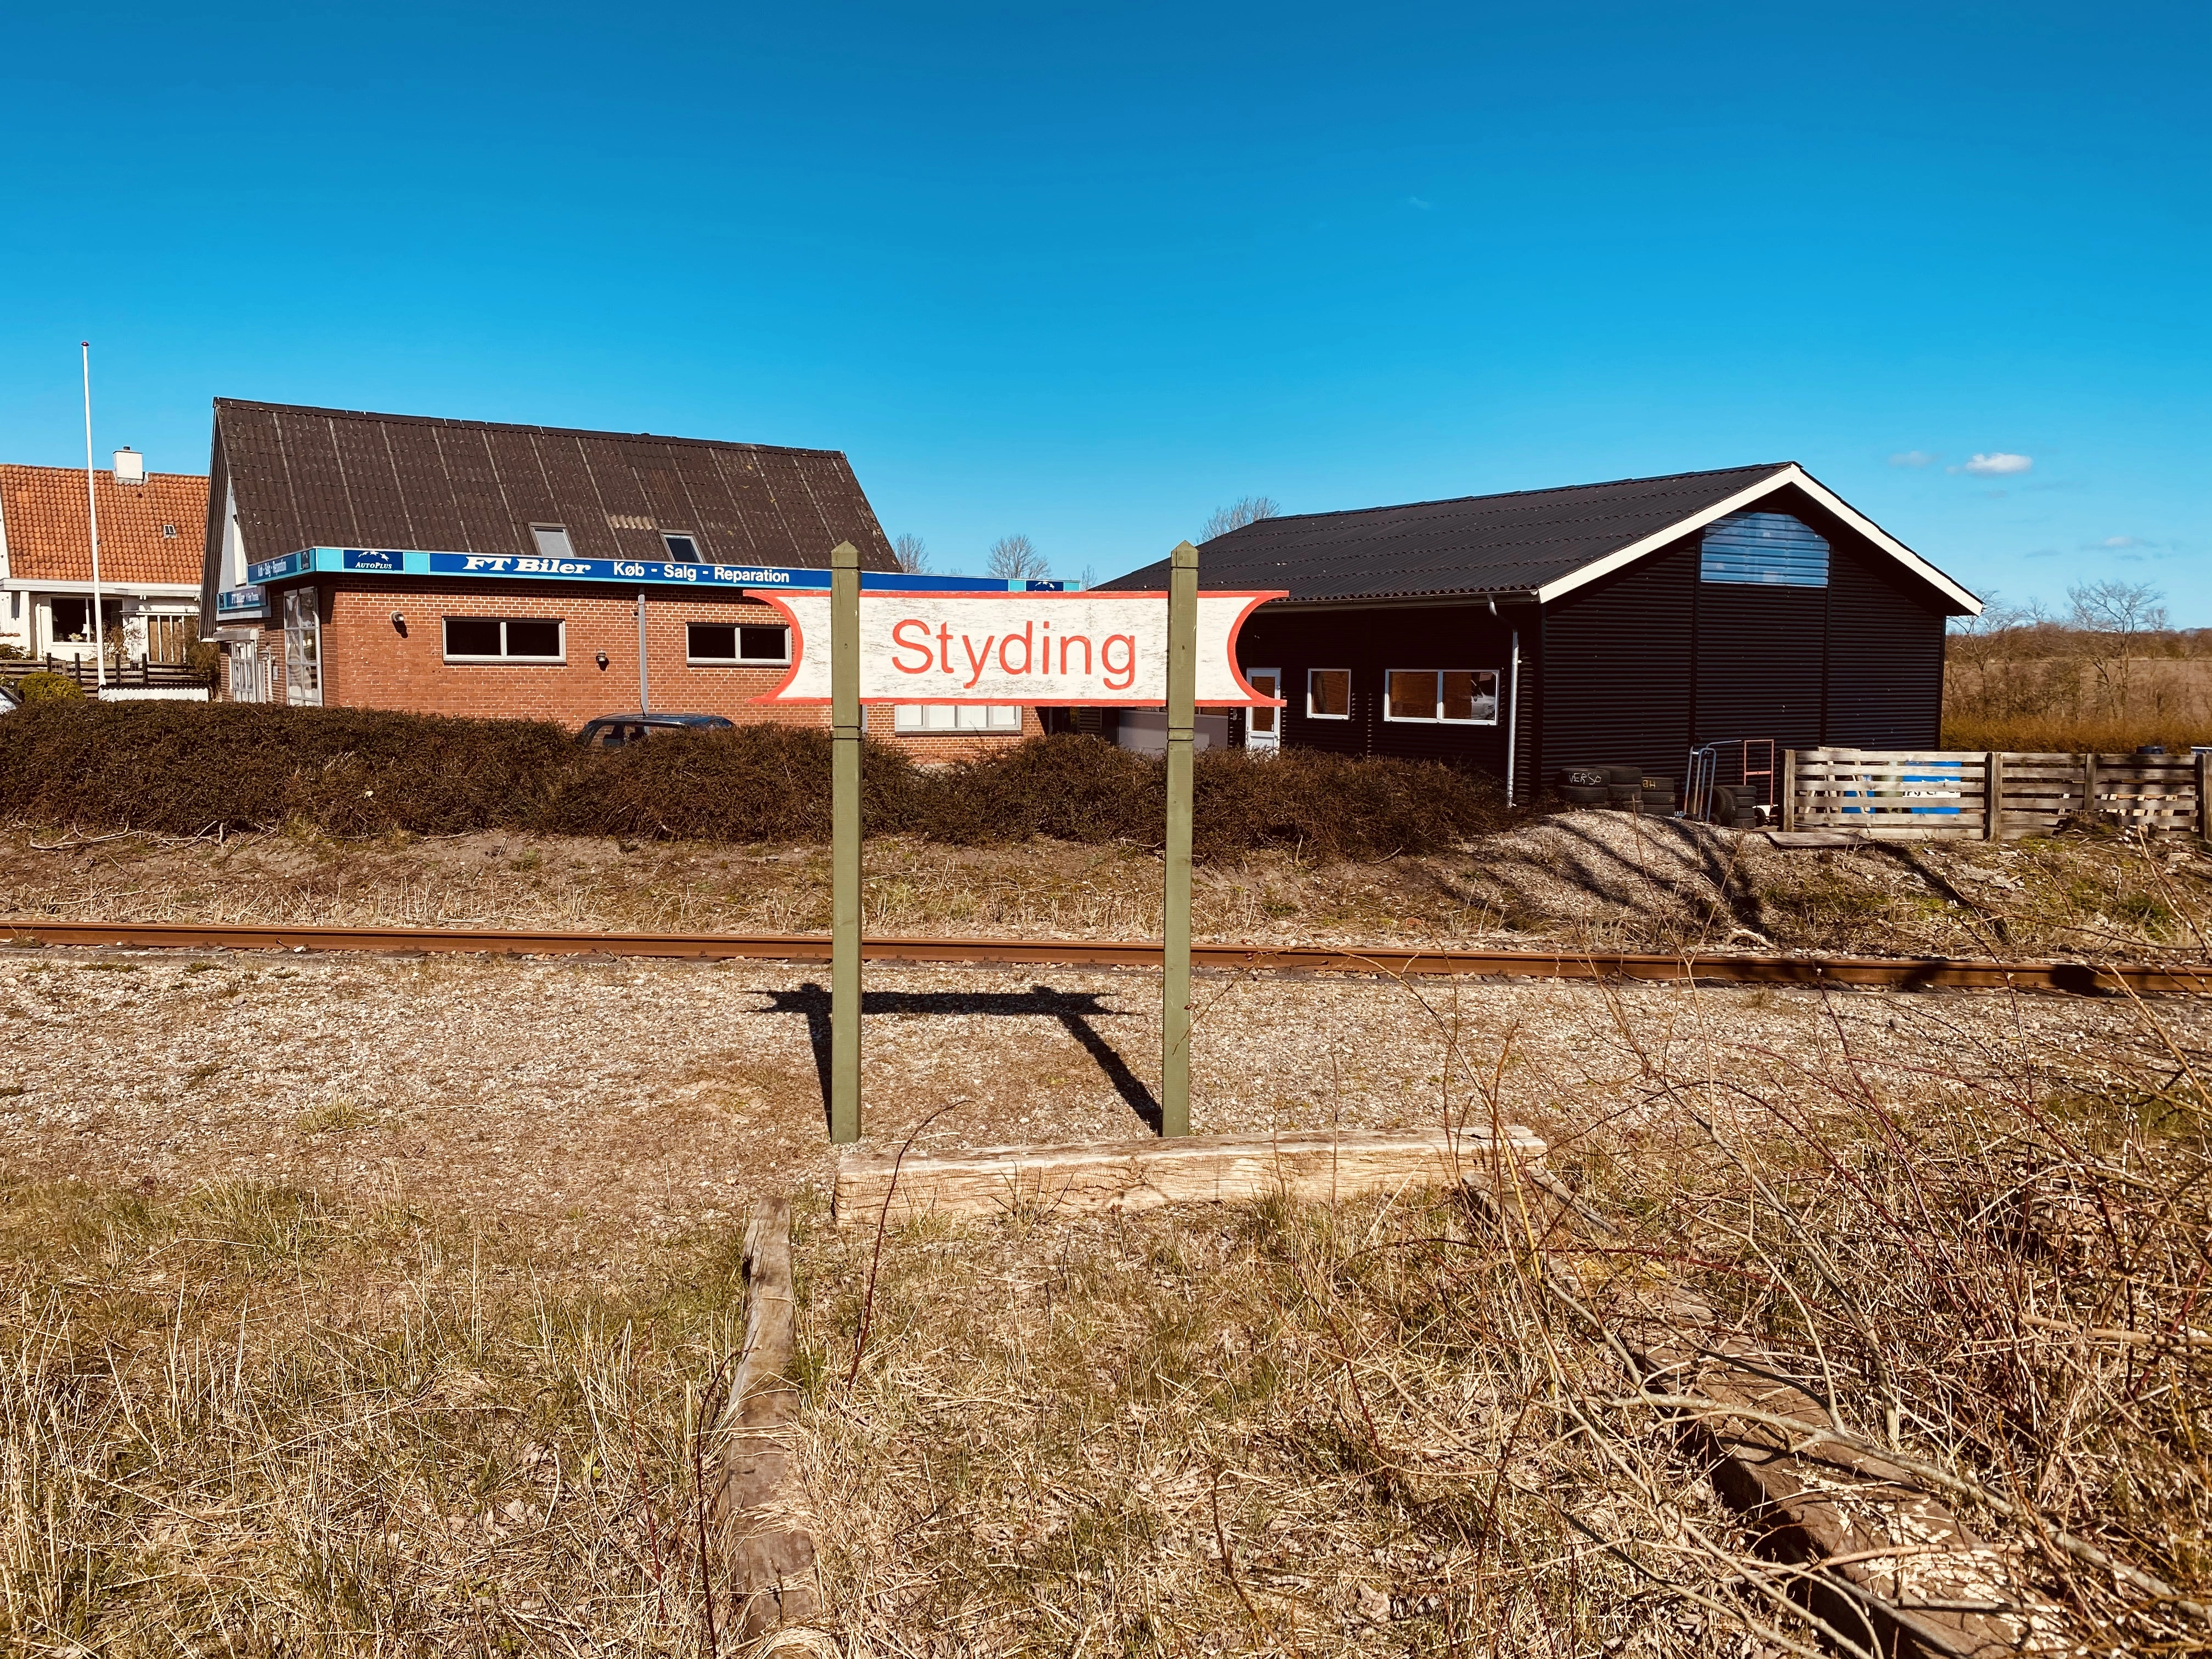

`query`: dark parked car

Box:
[576,712,736,748]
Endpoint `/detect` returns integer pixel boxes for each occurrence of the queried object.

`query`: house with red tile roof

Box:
[0,453,208,670]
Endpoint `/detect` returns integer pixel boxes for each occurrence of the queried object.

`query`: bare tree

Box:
[1200,496,1282,541]
[1945,593,2069,723]
[985,533,1052,582]
[2068,579,2168,714]
[892,533,932,575]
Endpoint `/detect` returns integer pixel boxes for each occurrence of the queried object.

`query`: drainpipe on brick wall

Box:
[636,591,649,713]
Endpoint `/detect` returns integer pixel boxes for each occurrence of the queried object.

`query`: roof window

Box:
[160,523,177,538]
[531,524,577,560]
[1701,511,1829,588]
[663,533,701,561]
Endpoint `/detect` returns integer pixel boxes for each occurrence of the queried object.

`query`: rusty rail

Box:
[4,918,2209,994]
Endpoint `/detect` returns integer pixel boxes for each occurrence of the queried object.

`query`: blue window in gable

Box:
[1700,511,1829,587]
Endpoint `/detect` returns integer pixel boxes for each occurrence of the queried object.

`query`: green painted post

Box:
[830,540,863,1144]
[1161,539,1198,1138]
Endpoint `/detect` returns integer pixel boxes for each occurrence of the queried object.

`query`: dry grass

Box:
[7,968,2208,1655]
[1940,714,2212,754]
[1,1179,749,1656]
[15,808,2212,968]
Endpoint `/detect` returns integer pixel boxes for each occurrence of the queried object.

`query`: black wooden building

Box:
[1098,463,1980,799]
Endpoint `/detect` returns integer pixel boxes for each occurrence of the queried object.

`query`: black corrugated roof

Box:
[1099,463,1796,601]
[210,398,899,572]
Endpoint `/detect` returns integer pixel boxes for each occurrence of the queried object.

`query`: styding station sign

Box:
[749,590,1285,707]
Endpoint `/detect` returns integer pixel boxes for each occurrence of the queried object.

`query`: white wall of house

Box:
[10,587,202,661]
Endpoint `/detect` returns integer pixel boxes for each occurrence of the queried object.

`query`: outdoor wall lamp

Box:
[595,650,610,669]
[389,610,407,635]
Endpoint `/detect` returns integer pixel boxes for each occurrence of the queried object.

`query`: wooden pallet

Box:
[1789,748,2207,840]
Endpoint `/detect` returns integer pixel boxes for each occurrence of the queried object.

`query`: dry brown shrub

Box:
[1940,713,2212,754]
[0,707,1513,861]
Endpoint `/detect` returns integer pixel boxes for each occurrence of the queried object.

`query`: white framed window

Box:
[1307,668,1351,719]
[1384,669,1498,725]
[530,524,577,560]
[443,617,566,662]
[893,704,1022,733]
[686,622,789,664]
[663,532,702,560]
[282,588,323,707]
[1244,668,1281,754]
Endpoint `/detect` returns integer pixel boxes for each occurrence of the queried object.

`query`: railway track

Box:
[5,917,2209,995]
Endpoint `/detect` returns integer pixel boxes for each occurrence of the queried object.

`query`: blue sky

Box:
[2,3,2205,616]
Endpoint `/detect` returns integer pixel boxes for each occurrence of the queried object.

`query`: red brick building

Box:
[197,400,1036,753]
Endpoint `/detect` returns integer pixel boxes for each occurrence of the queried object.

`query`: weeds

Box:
[5,984,2208,1654]
[0,1180,747,1656]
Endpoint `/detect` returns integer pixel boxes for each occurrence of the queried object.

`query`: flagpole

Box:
[81,342,106,690]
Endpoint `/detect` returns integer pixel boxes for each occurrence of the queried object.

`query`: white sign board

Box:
[748,590,1285,707]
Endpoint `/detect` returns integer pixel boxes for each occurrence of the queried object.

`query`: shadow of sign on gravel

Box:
[752,983,1162,1136]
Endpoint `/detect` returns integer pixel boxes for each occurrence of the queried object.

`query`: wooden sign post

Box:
[757,545,1280,1144]
[1161,540,1196,1138]
[830,539,863,1145]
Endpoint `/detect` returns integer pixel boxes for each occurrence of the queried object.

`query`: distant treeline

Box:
[1944,581,2212,751]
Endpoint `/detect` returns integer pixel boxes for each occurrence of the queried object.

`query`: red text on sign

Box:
[889,618,1139,691]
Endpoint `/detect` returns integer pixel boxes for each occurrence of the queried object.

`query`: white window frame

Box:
[1382,668,1500,726]
[1244,668,1282,751]
[1306,668,1352,720]
[282,588,323,707]
[442,617,567,663]
[893,704,1022,733]
[685,620,791,666]
[663,532,702,561]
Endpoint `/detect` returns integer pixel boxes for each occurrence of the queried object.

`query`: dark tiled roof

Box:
[212,400,899,572]
[2,464,207,585]
[1101,464,1797,601]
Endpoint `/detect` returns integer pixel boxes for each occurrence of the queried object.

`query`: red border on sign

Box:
[744,589,1289,707]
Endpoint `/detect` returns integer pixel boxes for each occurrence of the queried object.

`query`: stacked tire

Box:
[1557,766,1611,805]
[1558,766,1677,815]
[1710,784,1763,830]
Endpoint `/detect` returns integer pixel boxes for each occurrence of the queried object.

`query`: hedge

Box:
[0,702,1515,861]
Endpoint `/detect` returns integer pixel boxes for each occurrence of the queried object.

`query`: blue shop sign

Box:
[216,584,267,620]
[245,546,1032,594]
[246,550,307,583]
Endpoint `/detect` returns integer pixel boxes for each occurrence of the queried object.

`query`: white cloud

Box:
[2098,535,2146,549]
[1406,195,1432,210]
[1957,452,2033,476]
[1888,450,1937,467]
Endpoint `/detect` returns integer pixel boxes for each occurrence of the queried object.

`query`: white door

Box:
[1245,669,1281,755]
